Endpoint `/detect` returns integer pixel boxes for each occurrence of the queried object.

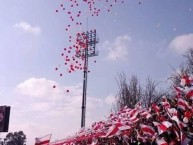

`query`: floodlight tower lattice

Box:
[76,29,99,127]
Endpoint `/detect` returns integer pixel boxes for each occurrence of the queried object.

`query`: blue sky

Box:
[1,0,193,144]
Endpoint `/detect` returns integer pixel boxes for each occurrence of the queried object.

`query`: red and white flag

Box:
[129,110,139,123]
[173,86,183,94]
[177,98,189,110]
[167,108,178,117]
[153,121,172,135]
[185,88,193,100]
[152,103,160,114]
[105,123,130,137]
[35,134,52,145]
[161,97,170,110]
[105,124,120,137]
[140,111,151,119]
[140,124,155,136]
[128,108,138,118]
[181,75,193,86]
[171,116,187,129]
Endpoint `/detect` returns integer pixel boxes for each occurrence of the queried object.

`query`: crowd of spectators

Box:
[51,75,193,145]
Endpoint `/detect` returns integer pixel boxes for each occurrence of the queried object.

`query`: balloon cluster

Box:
[53,0,125,92]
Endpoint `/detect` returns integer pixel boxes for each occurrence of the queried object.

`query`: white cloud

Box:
[16,77,62,100]
[169,33,193,54]
[14,22,41,35]
[104,35,131,60]
[13,77,113,144]
[105,94,116,105]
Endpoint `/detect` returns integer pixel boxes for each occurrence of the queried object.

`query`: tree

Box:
[169,63,189,86]
[143,77,161,108]
[113,73,166,111]
[3,131,26,145]
[169,48,193,88]
[113,73,142,111]
[184,48,193,74]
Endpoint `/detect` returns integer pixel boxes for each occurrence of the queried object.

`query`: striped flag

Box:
[35,134,52,145]
[177,98,189,110]
[153,121,172,135]
[185,88,193,100]
[140,124,155,136]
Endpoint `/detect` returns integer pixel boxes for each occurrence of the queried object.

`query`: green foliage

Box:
[2,131,26,145]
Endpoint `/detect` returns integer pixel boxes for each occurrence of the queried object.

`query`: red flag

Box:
[128,108,138,117]
[171,116,187,129]
[139,110,151,119]
[173,86,183,94]
[129,110,139,122]
[140,124,155,136]
[105,123,130,137]
[167,108,178,117]
[181,75,192,86]
[35,134,52,145]
[161,98,170,109]
[186,89,193,100]
[153,121,172,135]
[152,103,160,114]
[177,98,189,110]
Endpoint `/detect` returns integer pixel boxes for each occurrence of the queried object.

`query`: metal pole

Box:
[81,32,89,128]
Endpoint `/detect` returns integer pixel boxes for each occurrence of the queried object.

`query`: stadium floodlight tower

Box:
[76,29,99,127]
